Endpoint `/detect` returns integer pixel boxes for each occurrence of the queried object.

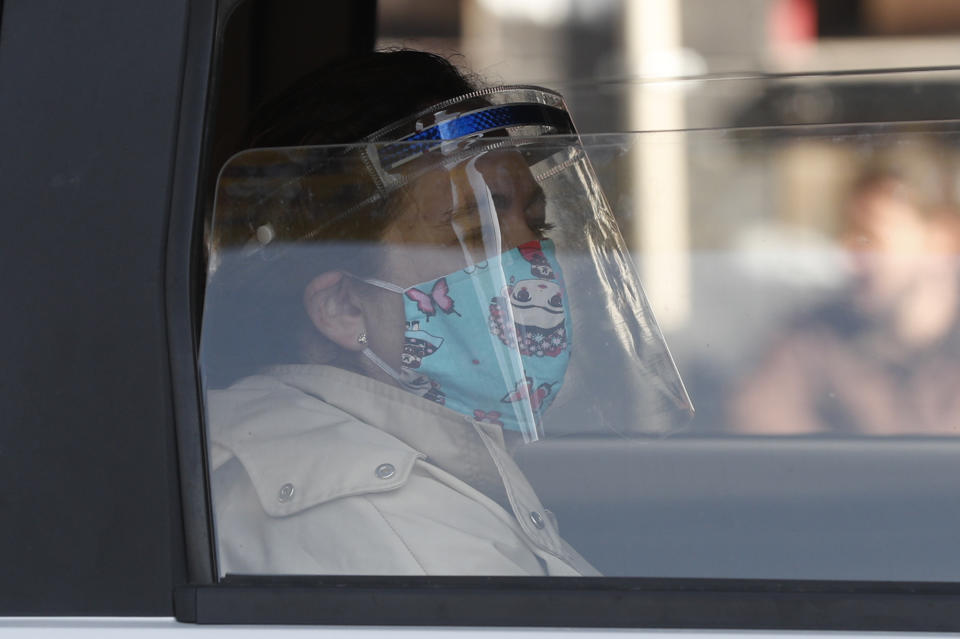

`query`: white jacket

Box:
[207,364,597,576]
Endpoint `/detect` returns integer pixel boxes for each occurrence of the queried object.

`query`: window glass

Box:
[199,71,960,579]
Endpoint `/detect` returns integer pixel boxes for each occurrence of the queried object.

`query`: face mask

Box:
[361,239,572,434]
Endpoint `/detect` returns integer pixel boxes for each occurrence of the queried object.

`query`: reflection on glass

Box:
[730,137,960,435]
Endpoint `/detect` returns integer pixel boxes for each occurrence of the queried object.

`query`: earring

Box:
[357,332,368,345]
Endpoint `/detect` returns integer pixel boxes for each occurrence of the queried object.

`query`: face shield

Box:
[203,87,693,443]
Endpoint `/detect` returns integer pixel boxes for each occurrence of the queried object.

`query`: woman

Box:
[202,50,689,576]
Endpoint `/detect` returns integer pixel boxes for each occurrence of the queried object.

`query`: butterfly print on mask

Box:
[500,377,556,412]
[488,277,567,357]
[405,277,460,321]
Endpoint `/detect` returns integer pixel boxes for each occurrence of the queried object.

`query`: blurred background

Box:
[379,0,960,436]
[379,0,960,84]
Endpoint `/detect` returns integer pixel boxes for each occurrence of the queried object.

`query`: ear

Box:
[303,271,367,351]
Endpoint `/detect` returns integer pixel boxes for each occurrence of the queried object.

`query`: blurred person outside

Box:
[730,139,960,435]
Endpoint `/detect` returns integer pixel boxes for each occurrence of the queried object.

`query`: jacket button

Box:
[376,463,396,480]
[277,483,295,503]
[529,511,546,529]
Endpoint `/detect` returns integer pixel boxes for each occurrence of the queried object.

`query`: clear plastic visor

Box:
[203,136,693,442]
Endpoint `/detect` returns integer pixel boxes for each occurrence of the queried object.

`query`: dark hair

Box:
[245,49,477,147]
[202,50,479,385]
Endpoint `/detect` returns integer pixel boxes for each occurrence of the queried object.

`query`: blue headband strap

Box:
[377,103,576,169]
[407,103,575,142]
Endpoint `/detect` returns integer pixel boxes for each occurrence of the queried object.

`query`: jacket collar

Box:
[208,365,511,516]
[268,365,513,509]
[266,366,565,556]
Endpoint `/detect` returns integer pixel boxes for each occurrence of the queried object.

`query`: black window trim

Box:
[175,576,960,630]
[165,0,219,586]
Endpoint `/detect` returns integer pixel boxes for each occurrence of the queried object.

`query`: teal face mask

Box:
[362,239,572,436]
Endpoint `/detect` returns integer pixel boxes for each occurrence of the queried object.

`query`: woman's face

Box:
[352,150,549,379]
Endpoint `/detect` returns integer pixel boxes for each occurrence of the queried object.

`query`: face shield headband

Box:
[340,87,574,220]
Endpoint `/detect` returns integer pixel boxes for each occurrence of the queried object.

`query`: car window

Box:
[198,107,960,580]
[177,0,960,629]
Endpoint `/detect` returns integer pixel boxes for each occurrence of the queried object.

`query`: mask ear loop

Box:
[362,345,403,381]
[351,275,406,381]
[362,277,405,294]
[452,155,543,443]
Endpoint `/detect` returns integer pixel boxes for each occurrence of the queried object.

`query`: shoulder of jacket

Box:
[208,374,425,517]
